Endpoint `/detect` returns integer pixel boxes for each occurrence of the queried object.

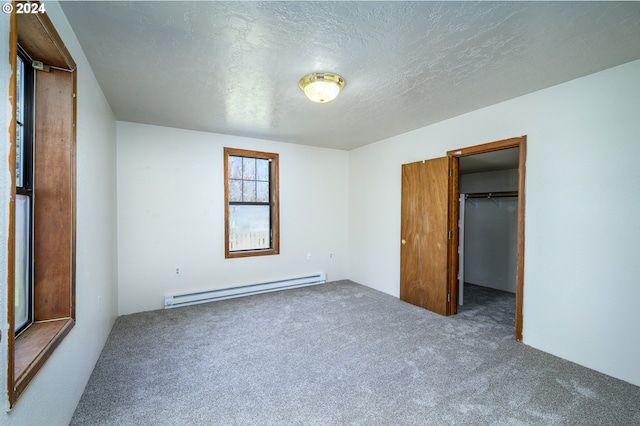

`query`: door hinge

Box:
[448,231,452,240]
[447,293,451,303]
[449,168,453,177]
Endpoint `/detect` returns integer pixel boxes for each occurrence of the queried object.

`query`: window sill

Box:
[13,318,74,401]
[226,247,280,259]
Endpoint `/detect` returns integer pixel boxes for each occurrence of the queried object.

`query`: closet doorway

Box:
[448,137,526,340]
[399,136,525,340]
[458,149,519,329]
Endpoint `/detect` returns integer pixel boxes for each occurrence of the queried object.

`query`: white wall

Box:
[460,168,519,194]
[349,59,640,387]
[1,3,118,424]
[461,169,518,293]
[117,122,349,315]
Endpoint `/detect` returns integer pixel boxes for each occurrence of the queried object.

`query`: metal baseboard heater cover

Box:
[164,273,326,309]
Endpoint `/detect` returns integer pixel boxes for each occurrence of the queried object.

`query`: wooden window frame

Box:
[8,2,77,406]
[224,148,280,259]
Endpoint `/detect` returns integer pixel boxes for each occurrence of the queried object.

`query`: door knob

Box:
[401,239,406,245]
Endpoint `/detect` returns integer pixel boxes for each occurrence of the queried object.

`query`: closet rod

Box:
[465,191,518,199]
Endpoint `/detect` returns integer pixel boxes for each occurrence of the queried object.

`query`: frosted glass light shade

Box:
[299,73,345,103]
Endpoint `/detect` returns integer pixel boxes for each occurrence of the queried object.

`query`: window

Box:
[9,6,77,406]
[14,49,35,335]
[224,148,279,258]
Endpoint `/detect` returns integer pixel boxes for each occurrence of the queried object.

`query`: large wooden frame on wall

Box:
[447,136,526,341]
[8,2,77,406]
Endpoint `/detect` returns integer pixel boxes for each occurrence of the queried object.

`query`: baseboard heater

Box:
[164,273,326,309]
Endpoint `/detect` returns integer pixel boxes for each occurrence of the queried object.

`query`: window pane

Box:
[15,195,30,331]
[228,156,242,179]
[256,181,269,202]
[256,159,269,181]
[242,180,256,202]
[228,179,242,202]
[16,56,24,188]
[242,157,256,180]
[228,205,270,251]
[16,124,23,188]
[16,56,23,123]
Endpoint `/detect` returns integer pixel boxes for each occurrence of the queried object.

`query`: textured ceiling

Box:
[60,1,640,150]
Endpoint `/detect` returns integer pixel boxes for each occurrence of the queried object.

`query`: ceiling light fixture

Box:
[299,72,345,103]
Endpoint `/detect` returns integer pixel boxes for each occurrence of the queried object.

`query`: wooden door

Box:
[400,157,455,316]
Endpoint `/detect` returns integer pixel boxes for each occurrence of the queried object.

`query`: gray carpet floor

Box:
[71,280,640,425]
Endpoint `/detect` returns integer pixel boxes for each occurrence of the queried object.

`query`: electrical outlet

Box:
[329,252,334,259]
[175,266,181,276]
